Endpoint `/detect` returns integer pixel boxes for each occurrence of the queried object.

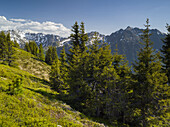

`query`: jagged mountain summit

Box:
[5,26,166,64]
[7,30,105,50]
[7,30,67,49]
[106,26,165,64]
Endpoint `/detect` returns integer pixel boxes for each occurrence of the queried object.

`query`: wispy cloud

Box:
[10,18,28,22]
[0,16,71,37]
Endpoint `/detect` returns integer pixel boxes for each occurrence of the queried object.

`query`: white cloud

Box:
[0,16,71,37]
[10,18,28,22]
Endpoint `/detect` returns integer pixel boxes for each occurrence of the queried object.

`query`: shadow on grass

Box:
[25,87,57,100]
[29,76,50,86]
[24,86,111,126]
[31,57,48,65]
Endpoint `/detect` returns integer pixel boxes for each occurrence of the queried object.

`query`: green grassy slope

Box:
[15,48,50,81]
[0,49,105,127]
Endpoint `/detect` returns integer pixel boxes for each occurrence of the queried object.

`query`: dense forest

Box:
[0,19,169,126]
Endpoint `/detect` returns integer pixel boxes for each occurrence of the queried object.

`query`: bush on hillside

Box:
[8,76,23,95]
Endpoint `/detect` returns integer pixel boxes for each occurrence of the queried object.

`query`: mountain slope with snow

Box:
[5,26,166,65]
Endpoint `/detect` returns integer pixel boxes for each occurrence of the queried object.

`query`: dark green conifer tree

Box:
[0,31,8,61]
[39,43,45,61]
[7,33,17,66]
[50,55,62,92]
[52,46,58,62]
[161,24,170,84]
[80,22,88,52]
[133,19,169,126]
[45,46,53,65]
[28,41,39,56]
[84,33,119,117]
[105,46,132,124]
[24,42,31,52]
[14,40,20,48]
[70,21,80,49]
[67,22,90,110]
[59,46,69,92]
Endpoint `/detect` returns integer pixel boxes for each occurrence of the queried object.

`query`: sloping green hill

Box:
[0,49,105,127]
[15,48,50,81]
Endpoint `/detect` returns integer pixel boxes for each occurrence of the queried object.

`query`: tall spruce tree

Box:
[0,32,17,66]
[133,19,169,126]
[45,46,53,65]
[70,21,80,49]
[83,33,118,117]
[39,43,45,61]
[6,33,17,66]
[80,22,88,52]
[50,55,62,92]
[14,40,20,48]
[52,46,58,62]
[67,22,90,110]
[83,32,102,116]
[24,42,31,52]
[161,24,170,84]
[28,41,39,56]
[59,46,69,92]
[105,46,132,124]
[67,22,80,65]
[0,31,8,61]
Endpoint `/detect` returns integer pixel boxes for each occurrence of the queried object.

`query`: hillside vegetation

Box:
[0,48,105,127]
[15,48,50,81]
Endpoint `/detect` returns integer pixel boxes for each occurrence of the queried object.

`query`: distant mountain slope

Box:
[7,30,68,49]
[106,26,166,64]
[6,27,166,64]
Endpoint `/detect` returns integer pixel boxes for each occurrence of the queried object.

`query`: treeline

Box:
[24,42,45,61]
[24,40,58,64]
[0,31,19,66]
[0,31,46,66]
[49,20,169,126]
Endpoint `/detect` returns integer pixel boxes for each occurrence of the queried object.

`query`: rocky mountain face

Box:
[8,30,67,49]
[106,26,166,64]
[7,27,166,65]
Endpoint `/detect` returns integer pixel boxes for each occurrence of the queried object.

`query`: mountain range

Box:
[6,26,166,65]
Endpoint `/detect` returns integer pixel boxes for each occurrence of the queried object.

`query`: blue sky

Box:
[0,0,170,36]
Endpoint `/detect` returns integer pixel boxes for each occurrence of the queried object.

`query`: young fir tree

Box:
[133,19,169,126]
[6,33,17,66]
[39,43,45,61]
[59,46,69,92]
[67,21,81,66]
[80,22,88,52]
[0,32,17,66]
[70,21,80,49]
[83,33,117,117]
[161,24,170,84]
[67,22,90,110]
[84,32,102,116]
[45,46,53,65]
[49,53,62,92]
[105,45,132,125]
[0,31,8,61]
[28,41,39,56]
[51,46,58,62]
[8,76,23,95]
[24,42,31,52]
[14,40,20,48]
